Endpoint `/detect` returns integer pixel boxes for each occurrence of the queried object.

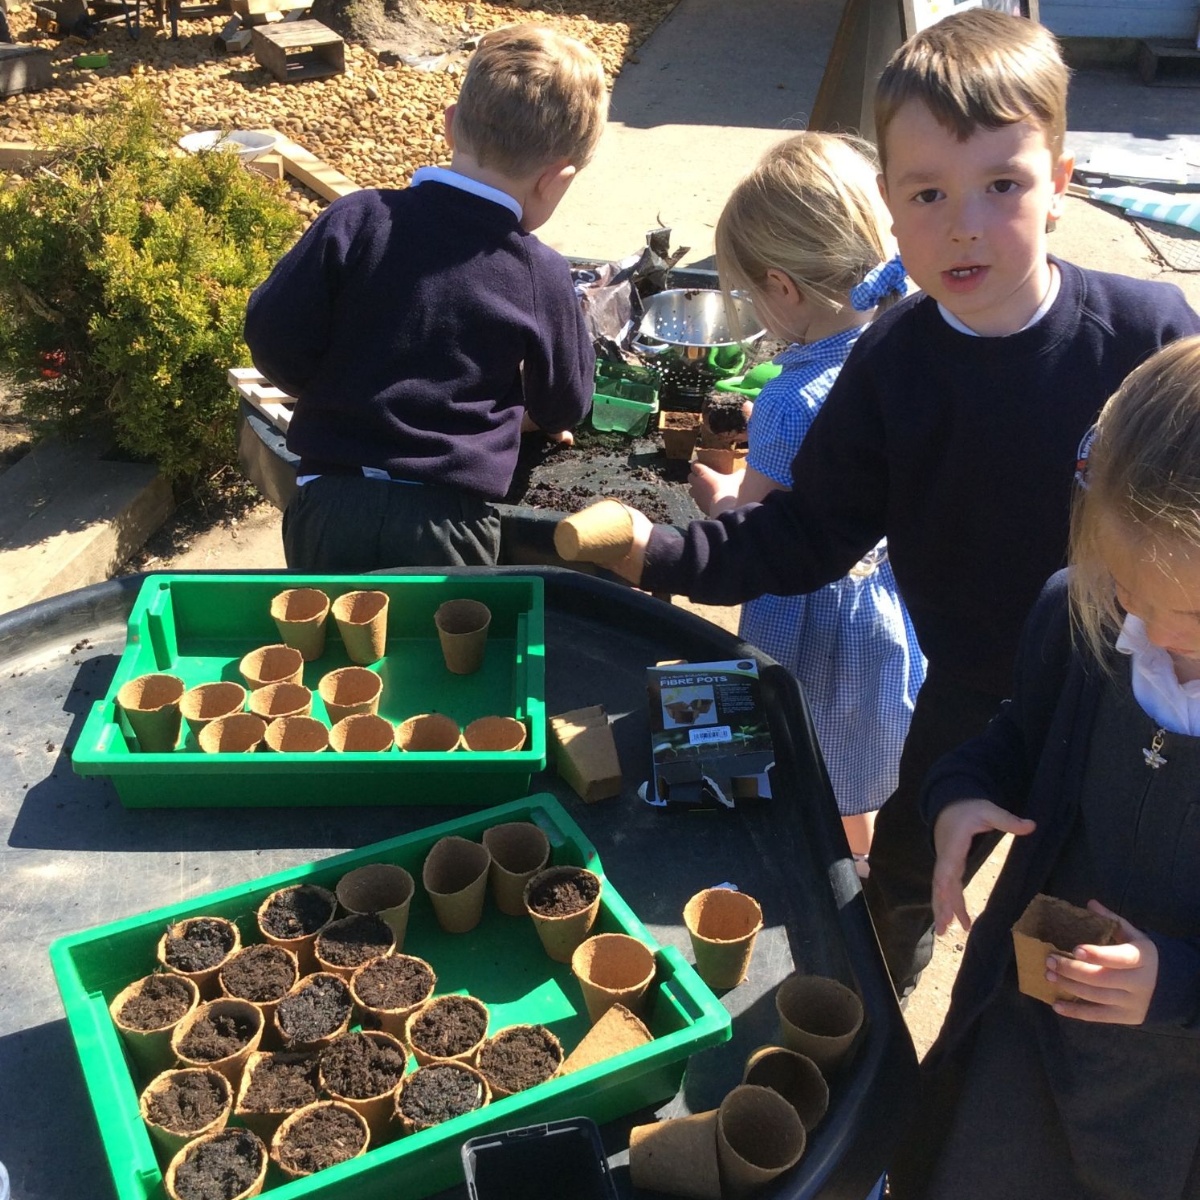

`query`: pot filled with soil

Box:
[313,913,396,981]
[109,972,200,1078]
[171,998,265,1086]
[263,716,329,754]
[273,973,354,1051]
[699,391,748,448]
[476,1024,563,1099]
[328,713,395,754]
[256,884,337,974]
[238,644,304,691]
[234,1051,322,1142]
[179,682,247,739]
[658,410,702,461]
[197,713,268,754]
[335,863,415,947]
[318,1030,409,1141]
[247,682,312,722]
[394,1061,490,1134]
[481,822,551,916]
[350,953,436,1038]
[270,587,331,662]
[571,933,656,1024]
[318,667,383,725]
[270,1100,371,1180]
[331,590,390,666]
[218,943,299,1036]
[422,836,492,933]
[523,865,603,963]
[164,1127,268,1200]
[139,1066,233,1158]
[157,916,242,999]
[395,712,461,753]
[405,993,489,1066]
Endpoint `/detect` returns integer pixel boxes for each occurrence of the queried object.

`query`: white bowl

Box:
[178,129,278,162]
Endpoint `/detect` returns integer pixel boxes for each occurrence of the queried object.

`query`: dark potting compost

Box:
[220,944,297,1003]
[274,1105,367,1175]
[527,870,600,918]
[320,1033,407,1099]
[144,1070,229,1133]
[276,975,352,1044]
[177,1011,258,1062]
[163,919,236,973]
[702,392,749,437]
[171,1129,264,1200]
[353,955,434,1011]
[410,996,487,1059]
[478,1026,562,1095]
[314,914,394,969]
[118,974,195,1030]
[259,886,336,939]
[239,1054,321,1113]
[398,1064,485,1127]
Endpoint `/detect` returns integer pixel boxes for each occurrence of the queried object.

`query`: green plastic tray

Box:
[71,573,546,807]
[49,794,731,1200]
[591,361,660,437]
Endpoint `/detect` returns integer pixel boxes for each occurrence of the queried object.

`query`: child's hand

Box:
[932,799,1037,935]
[607,504,654,586]
[520,413,575,446]
[1048,901,1160,1025]
[689,462,741,516]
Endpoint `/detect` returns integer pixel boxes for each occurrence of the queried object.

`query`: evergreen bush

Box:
[0,87,301,485]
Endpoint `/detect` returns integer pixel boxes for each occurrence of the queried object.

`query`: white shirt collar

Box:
[410,165,523,221]
[1116,613,1200,736]
[937,261,1061,337]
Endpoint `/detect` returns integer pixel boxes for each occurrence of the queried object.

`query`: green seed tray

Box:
[49,794,731,1200]
[70,573,546,807]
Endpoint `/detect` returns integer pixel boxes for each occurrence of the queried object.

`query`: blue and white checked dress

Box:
[739,329,926,816]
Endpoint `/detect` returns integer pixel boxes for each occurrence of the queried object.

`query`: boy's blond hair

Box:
[1069,335,1200,664]
[715,132,895,316]
[874,10,1069,172]
[453,23,607,179]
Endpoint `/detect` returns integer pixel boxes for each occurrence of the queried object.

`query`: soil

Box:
[314,914,394,970]
[219,944,297,1003]
[477,1026,561,1094]
[144,1070,229,1133]
[171,1129,265,1200]
[274,1105,367,1176]
[397,1064,485,1127]
[409,996,487,1059]
[275,975,353,1045]
[526,869,599,918]
[163,918,237,974]
[662,412,701,431]
[258,886,337,941]
[238,1054,321,1114]
[177,1010,259,1063]
[703,393,748,437]
[353,955,435,1011]
[320,1033,407,1099]
[117,974,195,1031]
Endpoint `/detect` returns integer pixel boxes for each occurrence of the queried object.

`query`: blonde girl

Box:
[692,132,924,865]
[894,336,1200,1199]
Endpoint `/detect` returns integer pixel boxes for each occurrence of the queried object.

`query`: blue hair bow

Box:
[850,255,908,312]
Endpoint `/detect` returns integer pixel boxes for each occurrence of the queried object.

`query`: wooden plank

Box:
[266,130,360,200]
[0,141,54,168]
[0,47,52,98]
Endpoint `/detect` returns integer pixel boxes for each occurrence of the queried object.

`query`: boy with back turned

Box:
[601,11,1200,998]
[245,24,607,572]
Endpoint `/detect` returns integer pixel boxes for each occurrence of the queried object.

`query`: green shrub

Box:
[0,86,302,485]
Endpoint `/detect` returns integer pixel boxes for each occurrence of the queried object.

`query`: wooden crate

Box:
[253,19,344,82]
[1137,39,1200,87]
[0,46,52,98]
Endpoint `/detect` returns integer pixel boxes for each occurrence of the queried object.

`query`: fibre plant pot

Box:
[349,953,436,1039]
[237,644,304,691]
[523,865,602,963]
[331,590,390,666]
[139,1066,233,1159]
[317,666,383,725]
[179,682,246,738]
[270,587,330,662]
[335,863,415,948]
[693,445,749,475]
[1012,893,1122,1005]
[170,998,265,1088]
[433,599,491,675]
[234,1051,321,1142]
[461,716,527,753]
[682,887,763,990]
[742,1046,829,1132]
[658,410,701,461]
[270,1100,370,1180]
[774,974,863,1075]
[629,1109,721,1200]
[313,913,396,981]
[256,883,337,974]
[157,916,242,999]
[394,1061,490,1134]
[395,712,461,753]
[109,972,200,1079]
[116,672,185,752]
[318,1030,409,1142]
[164,1126,268,1200]
[422,836,491,933]
[247,682,312,722]
[553,500,635,565]
[272,972,354,1051]
[715,1084,806,1200]
[263,715,329,754]
[560,1003,653,1076]
[328,713,395,754]
[481,821,551,916]
[217,944,300,1038]
[405,993,489,1067]
[476,1024,563,1099]
[571,933,656,1024]
[197,713,267,755]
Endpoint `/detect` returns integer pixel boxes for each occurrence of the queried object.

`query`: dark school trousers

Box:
[282,474,502,573]
[861,668,1007,999]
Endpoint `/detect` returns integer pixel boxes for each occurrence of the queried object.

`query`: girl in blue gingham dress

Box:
[694,133,926,862]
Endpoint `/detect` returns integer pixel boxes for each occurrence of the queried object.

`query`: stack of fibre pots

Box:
[113,587,526,756]
[629,886,866,1200]
[105,819,663,1199]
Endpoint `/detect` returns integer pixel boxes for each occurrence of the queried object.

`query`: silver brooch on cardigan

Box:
[1143,728,1168,770]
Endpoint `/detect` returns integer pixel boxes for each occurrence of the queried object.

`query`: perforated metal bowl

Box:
[632,289,764,361]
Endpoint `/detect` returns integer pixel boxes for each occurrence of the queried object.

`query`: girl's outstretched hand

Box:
[932,799,1037,935]
[689,462,740,516]
[608,504,654,585]
[1048,901,1159,1025]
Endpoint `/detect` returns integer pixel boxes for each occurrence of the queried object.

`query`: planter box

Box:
[49,794,731,1200]
[71,573,545,807]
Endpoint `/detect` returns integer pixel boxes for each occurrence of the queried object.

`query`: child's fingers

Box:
[1069,942,1142,970]
[1051,997,1135,1024]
